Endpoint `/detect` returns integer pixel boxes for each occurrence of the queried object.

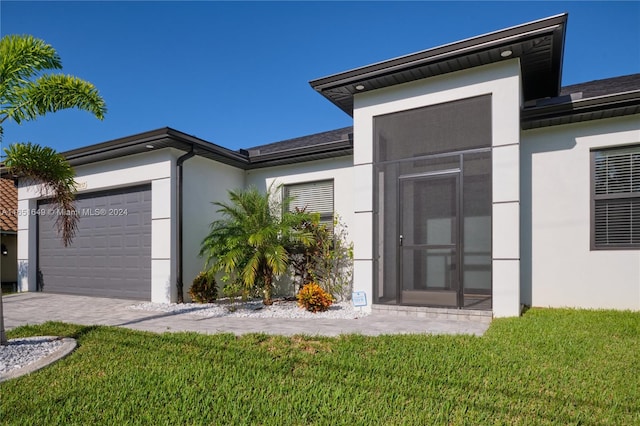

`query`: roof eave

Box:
[522,90,640,129]
[63,127,250,169]
[56,127,356,170]
[310,14,568,116]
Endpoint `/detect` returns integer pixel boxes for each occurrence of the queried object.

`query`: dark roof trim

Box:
[64,127,248,168]
[58,127,352,170]
[310,14,567,116]
[522,90,640,130]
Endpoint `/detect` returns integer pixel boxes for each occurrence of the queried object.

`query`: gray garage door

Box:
[38,184,152,300]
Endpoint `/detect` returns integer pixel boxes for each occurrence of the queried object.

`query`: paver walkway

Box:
[3,293,490,337]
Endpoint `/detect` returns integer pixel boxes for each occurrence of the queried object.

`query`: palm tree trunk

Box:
[263,271,273,306]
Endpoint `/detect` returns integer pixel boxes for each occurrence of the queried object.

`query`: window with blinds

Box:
[284,180,334,229]
[592,145,640,249]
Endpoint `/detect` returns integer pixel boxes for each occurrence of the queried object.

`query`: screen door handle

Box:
[399,234,404,246]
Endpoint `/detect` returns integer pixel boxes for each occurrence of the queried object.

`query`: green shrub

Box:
[289,212,353,301]
[296,283,333,313]
[189,272,218,303]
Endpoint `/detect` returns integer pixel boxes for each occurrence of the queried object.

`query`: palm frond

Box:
[0,34,62,92]
[6,74,106,124]
[242,254,261,287]
[264,245,289,275]
[3,142,78,246]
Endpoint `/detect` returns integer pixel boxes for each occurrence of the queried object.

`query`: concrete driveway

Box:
[2,292,490,337]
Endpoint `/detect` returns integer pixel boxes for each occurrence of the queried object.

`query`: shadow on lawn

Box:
[70,324,102,340]
[114,308,206,327]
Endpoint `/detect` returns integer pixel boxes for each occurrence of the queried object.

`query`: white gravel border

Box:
[0,336,77,382]
[129,299,370,319]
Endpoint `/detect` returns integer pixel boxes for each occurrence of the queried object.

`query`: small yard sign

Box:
[352,291,367,307]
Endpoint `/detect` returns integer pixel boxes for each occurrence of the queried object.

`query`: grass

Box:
[1,309,638,425]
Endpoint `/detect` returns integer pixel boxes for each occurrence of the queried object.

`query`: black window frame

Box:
[591,144,640,250]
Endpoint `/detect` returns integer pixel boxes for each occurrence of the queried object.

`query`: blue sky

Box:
[1,1,639,153]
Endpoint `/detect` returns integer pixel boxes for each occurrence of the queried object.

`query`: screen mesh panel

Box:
[373,95,492,308]
[462,152,492,307]
[374,95,491,163]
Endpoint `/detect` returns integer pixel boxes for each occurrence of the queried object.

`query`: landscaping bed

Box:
[129,298,368,319]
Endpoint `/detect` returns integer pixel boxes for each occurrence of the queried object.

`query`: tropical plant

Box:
[288,208,329,291]
[188,271,218,303]
[3,143,78,244]
[0,34,106,246]
[0,34,106,131]
[296,282,333,313]
[0,34,106,344]
[289,213,353,301]
[199,186,313,305]
[313,214,354,301]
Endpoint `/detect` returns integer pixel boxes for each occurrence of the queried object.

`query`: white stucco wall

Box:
[245,156,354,227]
[521,115,640,310]
[17,148,178,303]
[181,156,245,300]
[353,59,523,317]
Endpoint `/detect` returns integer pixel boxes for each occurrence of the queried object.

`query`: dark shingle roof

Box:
[246,127,352,155]
[560,74,640,99]
[243,126,353,167]
[522,74,640,129]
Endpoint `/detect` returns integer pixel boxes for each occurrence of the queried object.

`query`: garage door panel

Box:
[124,235,142,248]
[125,213,143,226]
[38,184,152,300]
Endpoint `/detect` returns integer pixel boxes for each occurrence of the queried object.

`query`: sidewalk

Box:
[3,292,490,337]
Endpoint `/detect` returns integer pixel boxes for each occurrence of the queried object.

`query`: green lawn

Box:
[1,309,638,425]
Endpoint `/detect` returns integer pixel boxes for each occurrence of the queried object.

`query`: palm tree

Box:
[3,143,78,245]
[200,186,313,305]
[0,34,106,130]
[0,34,106,344]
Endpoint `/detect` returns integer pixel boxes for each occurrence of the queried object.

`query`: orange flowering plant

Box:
[296,283,334,313]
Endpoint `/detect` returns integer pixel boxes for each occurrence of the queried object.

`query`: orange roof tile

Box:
[0,177,18,232]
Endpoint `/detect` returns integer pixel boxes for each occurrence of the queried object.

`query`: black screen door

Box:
[399,172,460,307]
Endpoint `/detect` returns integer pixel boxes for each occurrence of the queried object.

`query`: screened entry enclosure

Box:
[373,95,492,309]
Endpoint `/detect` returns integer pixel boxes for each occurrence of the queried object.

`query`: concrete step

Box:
[372,304,493,323]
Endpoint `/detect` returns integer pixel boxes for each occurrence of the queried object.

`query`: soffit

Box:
[310,14,567,116]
